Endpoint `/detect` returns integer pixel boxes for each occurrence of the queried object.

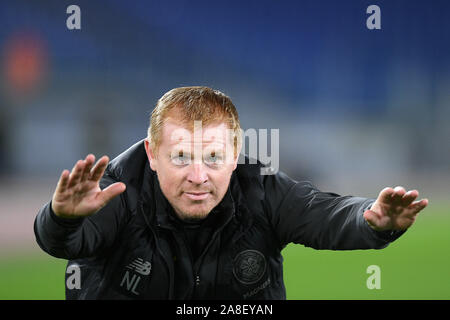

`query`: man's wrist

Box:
[362,200,406,241]
[364,218,406,241]
[48,201,84,227]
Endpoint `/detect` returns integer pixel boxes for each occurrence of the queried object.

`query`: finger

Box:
[392,186,407,202]
[97,182,126,206]
[401,190,419,207]
[407,198,429,215]
[55,169,70,194]
[81,154,96,182]
[377,187,395,203]
[67,160,85,188]
[90,156,109,181]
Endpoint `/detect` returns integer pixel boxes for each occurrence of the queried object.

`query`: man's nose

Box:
[187,163,208,184]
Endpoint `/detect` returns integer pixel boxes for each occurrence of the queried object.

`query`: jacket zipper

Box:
[171,229,198,296]
[140,198,237,299]
[139,203,175,299]
[195,275,200,286]
[192,212,233,297]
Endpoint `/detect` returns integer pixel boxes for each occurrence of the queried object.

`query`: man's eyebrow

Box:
[168,146,191,152]
[168,139,191,147]
[169,139,226,146]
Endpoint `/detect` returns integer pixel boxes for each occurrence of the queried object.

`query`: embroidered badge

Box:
[233,250,267,285]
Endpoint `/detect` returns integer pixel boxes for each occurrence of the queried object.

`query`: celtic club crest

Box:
[233,250,267,285]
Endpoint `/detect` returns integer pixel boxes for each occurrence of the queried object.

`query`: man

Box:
[34,86,428,299]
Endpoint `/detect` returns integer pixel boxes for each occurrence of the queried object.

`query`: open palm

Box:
[51,154,126,219]
[364,186,428,231]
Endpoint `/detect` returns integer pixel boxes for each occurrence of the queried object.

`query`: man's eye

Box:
[171,151,191,165]
[204,152,223,165]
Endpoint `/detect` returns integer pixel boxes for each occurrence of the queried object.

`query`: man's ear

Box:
[232,141,242,171]
[144,138,157,171]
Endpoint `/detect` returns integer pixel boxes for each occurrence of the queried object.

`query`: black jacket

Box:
[34,140,404,300]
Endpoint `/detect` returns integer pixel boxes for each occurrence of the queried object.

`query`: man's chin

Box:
[180,215,208,223]
[174,205,213,222]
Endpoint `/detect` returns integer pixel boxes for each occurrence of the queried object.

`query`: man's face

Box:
[144,118,239,221]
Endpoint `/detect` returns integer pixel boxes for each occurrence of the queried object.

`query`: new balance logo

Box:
[126,258,151,276]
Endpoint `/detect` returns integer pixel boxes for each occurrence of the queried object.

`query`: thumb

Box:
[363,210,381,229]
[98,182,126,206]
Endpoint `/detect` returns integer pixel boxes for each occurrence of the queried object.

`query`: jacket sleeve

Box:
[264,171,406,250]
[33,173,129,259]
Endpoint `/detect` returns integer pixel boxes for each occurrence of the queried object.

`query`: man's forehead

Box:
[162,118,230,146]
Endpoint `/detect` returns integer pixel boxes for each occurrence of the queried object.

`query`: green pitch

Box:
[283,206,450,299]
[0,204,449,300]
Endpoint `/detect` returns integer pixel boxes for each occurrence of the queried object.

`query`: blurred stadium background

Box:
[0,0,449,299]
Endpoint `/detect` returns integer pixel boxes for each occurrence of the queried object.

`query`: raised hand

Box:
[363,186,428,231]
[51,154,126,219]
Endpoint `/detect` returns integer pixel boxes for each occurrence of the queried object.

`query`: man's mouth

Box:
[183,192,211,201]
